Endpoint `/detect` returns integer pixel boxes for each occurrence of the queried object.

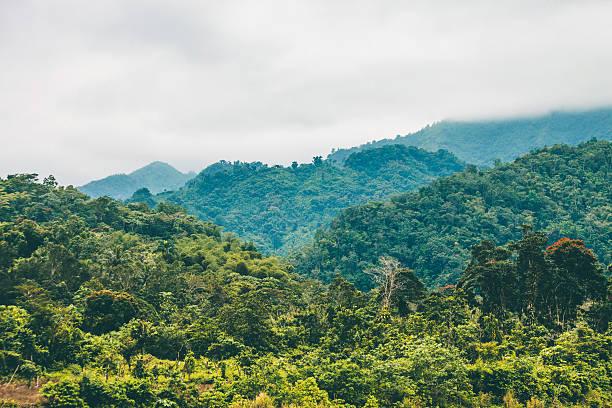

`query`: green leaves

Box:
[156,145,465,255]
[298,140,612,290]
[82,291,139,335]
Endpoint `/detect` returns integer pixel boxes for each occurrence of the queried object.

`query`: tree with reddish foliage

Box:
[459,227,607,330]
[544,238,607,328]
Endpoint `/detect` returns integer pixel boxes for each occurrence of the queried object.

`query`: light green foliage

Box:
[1,151,611,408]
[43,380,87,408]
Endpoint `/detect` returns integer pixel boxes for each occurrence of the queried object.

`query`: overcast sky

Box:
[2,0,612,185]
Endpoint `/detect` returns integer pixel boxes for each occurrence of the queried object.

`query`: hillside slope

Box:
[295,139,612,290]
[78,161,195,199]
[152,145,466,254]
[2,171,610,408]
[328,108,612,166]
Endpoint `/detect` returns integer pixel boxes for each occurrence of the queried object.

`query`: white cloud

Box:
[1,0,612,185]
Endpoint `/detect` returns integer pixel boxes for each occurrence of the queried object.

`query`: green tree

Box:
[182,351,195,380]
[82,290,139,334]
[42,380,86,408]
[458,240,519,318]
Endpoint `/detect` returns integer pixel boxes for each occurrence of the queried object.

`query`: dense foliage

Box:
[78,162,195,200]
[295,140,612,290]
[152,145,465,255]
[1,173,610,408]
[328,108,612,166]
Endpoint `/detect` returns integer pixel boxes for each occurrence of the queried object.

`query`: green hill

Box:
[1,173,610,408]
[328,108,612,166]
[294,139,612,290]
[78,161,195,200]
[150,145,466,255]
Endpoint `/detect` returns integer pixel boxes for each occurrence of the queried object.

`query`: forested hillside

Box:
[1,174,610,408]
[151,145,464,254]
[295,140,612,290]
[150,145,465,255]
[78,162,195,200]
[328,108,612,166]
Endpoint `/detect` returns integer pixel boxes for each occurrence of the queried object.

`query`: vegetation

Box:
[1,171,610,407]
[328,108,612,166]
[152,145,465,255]
[294,140,612,290]
[78,161,195,200]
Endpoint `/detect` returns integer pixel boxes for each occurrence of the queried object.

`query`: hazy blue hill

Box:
[78,161,195,200]
[150,145,466,255]
[296,139,612,290]
[328,107,612,165]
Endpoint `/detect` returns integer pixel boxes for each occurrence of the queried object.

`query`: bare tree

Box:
[365,256,404,309]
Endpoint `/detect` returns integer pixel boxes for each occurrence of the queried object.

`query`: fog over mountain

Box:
[2,1,612,185]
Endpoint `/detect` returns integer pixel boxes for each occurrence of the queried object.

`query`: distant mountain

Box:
[295,140,612,290]
[328,108,612,166]
[145,145,466,255]
[78,161,196,200]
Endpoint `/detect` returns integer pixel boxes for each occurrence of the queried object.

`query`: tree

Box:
[461,230,608,330]
[182,351,195,380]
[132,358,148,378]
[82,290,139,334]
[544,238,607,328]
[510,226,549,320]
[365,257,405,310]
[42,380,87,408]
[586,277,612,332]
[42,175,58,187]
[327,274,365,310]
[19,360,38,387]
[127,188,156,208]
[391,267,426,316]
[458,240,519,318]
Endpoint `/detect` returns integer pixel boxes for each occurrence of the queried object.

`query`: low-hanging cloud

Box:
[1,0,612,185]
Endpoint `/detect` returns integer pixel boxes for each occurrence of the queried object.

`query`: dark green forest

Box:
[148,145,465,255]
[1,154,611,407]
[328,108,612,166]
[295,140,612,290]
[78,162,195,200]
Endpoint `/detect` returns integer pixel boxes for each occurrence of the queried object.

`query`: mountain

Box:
[78,161,196,200]
[328,107,612,166]
[2,166,610,408]
[294,139,612,290]
[148,145,466,255]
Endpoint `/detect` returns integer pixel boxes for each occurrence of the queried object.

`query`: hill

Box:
[78,161,195,199]
[150,145,466,254]
[328,108,612,166]
[1,173,610,408]
[294,139,612,290]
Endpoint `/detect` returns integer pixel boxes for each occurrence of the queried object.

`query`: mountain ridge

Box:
[295,139,612,290]
[328,107,612,165]
[148,145,466,254]
[78,161,195,200]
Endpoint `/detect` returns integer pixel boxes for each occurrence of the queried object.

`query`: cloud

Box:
[1,0,612,185]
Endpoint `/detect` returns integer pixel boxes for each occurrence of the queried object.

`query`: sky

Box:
[2,1,612,186]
